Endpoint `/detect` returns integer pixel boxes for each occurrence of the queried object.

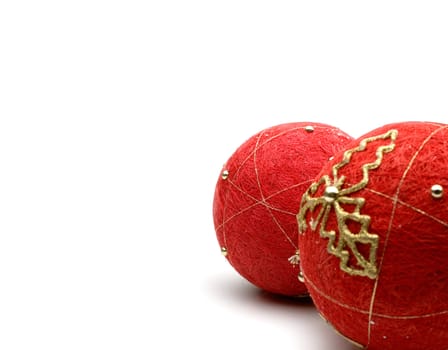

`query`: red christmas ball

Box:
[213,122,353,296]
[298,121,448,349]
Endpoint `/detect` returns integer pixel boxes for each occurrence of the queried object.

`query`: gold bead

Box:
[304,125,314,133]
[298,271,305,283]
[221,170,229,180]
[221,247,228,257]
[323,185,339,203]
[431,184,443,199]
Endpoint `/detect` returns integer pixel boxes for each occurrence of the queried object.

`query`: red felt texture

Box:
[299,121,448,349]
[213,122,353,296]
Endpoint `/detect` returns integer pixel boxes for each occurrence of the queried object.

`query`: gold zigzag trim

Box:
[297,129,398,279]
[336,129,398,196]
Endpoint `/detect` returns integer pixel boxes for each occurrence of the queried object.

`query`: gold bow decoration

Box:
[297,129,398,279]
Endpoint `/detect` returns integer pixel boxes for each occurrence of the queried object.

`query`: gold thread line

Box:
[221,124,334,250]
[362,187,448,228]
[216,179,313,230]
[263,179,315,201]
[305,271,448,320]
[253,133,297,250]
[220,124,321,234]
[425,122,446,128]
[304,271,371,316]
[231,125,330,181]
[366,125,448,346]
[220,127,316,251]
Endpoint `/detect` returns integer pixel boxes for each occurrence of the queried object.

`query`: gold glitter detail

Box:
[297,129,398,279]
[288,250,300,265]
[221,247,228,257]
[221,170,229,180]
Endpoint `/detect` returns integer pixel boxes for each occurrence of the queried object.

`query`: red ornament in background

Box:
[213,122,353,296]
[298,121,448,349]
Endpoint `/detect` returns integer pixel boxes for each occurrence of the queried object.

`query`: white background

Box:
[1,1,448,349]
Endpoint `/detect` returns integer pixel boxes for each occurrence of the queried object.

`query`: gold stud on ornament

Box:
[305,125,314,133]
[221,170,229,180]
[221,247,228,257]
[431,184,443,199]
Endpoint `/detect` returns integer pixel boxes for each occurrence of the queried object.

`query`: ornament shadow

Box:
[205,273,357,350]
[205,272,314,309]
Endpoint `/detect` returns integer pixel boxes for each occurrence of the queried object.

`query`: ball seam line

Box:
[366,124,448,348]
[253,131,297,250]
[305,269,448,320]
